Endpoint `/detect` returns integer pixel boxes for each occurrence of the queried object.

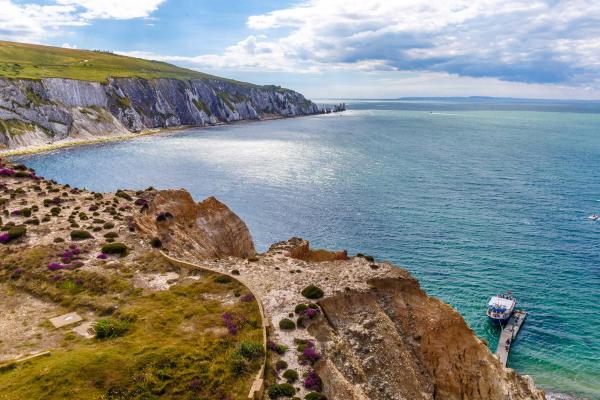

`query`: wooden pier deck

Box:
[495,310,527,367]
[496,310,527,367]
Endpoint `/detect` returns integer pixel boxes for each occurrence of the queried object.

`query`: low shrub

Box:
[356,253,375,262]
[70,230,92,240]
[214,275,232,284]
[305,393,327,400]
[21,208,32,217]
[295,304,308,314]
[229,355,249,375]
[104,232,119,239]
[101,242,128,256]
[267,383,295,399]
[94,318,130,339]
[301,285,324,299]
[267,341,288,355]
[275,360,288,371]
[103,222,115,229]
[8,225,26,241]
[303,370,323,392]
[282,369,299,383]
[235,341,264,360]
[115,190,132,201]
[279,318,296,330]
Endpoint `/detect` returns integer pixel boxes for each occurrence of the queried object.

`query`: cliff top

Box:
[0,40,256,86]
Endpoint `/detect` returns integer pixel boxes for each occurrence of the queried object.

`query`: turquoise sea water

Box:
[14,99,600,399]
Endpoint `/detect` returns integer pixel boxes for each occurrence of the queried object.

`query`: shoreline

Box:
[0,113,318,158]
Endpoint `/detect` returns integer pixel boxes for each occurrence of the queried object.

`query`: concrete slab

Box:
[73,321,95,339]
[49,312,82,328]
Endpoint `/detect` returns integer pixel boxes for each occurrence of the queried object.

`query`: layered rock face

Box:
[134,189,255,259]
[0,77,320,149]
[313,275,544,400]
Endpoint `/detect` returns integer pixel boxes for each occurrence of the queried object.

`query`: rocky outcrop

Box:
[0,77,320,150]
[312,275,544,400]
[134,189,255,259]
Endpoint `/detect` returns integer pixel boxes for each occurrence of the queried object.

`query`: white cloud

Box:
[56,0,165,20]
[0,0,165,42]
[185,0,600,90]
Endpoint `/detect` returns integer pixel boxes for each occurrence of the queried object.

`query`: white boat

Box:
[486,293,516,326]
[588,214,599,221]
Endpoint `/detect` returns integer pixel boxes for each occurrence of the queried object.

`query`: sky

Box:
[1,0,600,99]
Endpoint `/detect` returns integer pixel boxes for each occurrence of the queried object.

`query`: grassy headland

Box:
[0,41,251,85]
[0,159,263,399]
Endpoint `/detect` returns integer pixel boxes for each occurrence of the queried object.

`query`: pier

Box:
[495,310,527,367]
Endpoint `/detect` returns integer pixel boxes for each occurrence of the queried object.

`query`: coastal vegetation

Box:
[0,159,264,399]
[0,40,251,85]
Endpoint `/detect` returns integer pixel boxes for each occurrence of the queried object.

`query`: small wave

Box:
[546,392,589,400]
[429,112,462,116]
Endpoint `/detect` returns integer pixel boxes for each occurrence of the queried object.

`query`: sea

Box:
[13,98,600,399]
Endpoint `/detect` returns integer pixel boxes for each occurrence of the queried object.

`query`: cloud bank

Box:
[0,0,164,42]
[182,0,600,91]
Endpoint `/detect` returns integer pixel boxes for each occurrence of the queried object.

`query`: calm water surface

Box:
[15,99,600,399]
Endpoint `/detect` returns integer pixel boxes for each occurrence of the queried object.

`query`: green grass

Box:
[0,247,263,399]
[0,40,256,86]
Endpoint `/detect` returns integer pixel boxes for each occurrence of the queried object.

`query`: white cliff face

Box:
[0,77,321,150]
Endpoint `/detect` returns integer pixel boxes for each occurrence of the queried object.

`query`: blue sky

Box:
[2,0,600,99]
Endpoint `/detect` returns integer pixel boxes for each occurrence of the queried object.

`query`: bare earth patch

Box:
[0,284,63,362]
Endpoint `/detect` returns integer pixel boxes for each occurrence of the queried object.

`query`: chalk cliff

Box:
[0,77,320,150]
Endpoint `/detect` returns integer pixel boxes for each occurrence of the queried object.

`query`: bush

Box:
[8,225,26,240]
[53,237,65,243]
[356,253,374,262]
[305,393,327,400]
[279,318,296,330]
[94,318,130,339]
[150,237,162,248]
[235,341,264,360]
[21,208,32,217]
[275,360,288,371]
[267,383,295,399]
[214,275,232,284]
[301,285,324,299]
[115,190,132,201]
[70,230,92,240]
[283,369,299,383]
[229,355,249,375]
[295,304,308,314]
[104,231,119,239]
[103,222,115,229]
[303,370,323,392]
[101,242,128,256]
[50,206,60,216]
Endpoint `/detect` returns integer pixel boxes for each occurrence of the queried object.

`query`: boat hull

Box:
[488,315,510,326]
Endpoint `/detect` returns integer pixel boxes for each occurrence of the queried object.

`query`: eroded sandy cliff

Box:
[137,190,546,400]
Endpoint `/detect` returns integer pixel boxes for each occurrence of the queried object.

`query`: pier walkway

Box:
[495,310,527,367]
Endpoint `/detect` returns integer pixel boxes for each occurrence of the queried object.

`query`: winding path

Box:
[159,251,268,399]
